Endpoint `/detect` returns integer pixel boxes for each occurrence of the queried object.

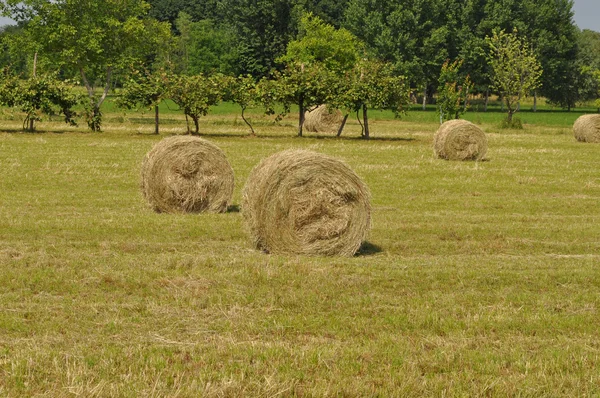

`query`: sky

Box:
[1,0,599,31]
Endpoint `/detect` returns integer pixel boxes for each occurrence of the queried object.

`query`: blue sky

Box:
[1,1,599,31]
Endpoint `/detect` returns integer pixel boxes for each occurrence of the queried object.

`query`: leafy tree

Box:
[222,75,260,136]
[486,29,542,125]
[280,12,362,74]
[220,0,298,77]
[436,59,473,123]
[169,73,223,134]
[1,0,172,131]
[117,68,172,134]
[0,69,80,131]
[272,63,335,137]
[333,59,410,139]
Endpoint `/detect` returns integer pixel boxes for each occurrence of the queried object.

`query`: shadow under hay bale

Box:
[304,105,344,133]
[141,135,234,213]
[573,114,600,143]
[242,149,371,256]
[434,119,488,161]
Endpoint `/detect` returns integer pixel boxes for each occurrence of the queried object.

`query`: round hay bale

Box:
[573,114,600,143]
[304,105,344,133]
[141,135,234,213]
[242,149,371,256]
[433,119,488,161]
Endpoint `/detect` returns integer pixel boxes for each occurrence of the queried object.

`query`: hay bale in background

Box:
[242,149,371,256]
[304,105,344,133]
[573,114,600,143]
[141,135,234,213]
[434,119,488,161]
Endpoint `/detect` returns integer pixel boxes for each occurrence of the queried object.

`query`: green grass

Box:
[1,106,600,396]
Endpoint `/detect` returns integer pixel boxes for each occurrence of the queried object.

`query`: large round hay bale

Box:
[141,135,234,213]
[304,105,344,133]
[433,119,488,161]
[573,114,600,143]
[242,149,371,256]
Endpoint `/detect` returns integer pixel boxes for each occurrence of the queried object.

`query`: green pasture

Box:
[0,104,599,396]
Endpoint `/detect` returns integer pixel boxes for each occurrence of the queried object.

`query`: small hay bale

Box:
[304,105,344,133]
[434,119,488,161]
[573,114,600,143]
[242,149,371,256]
[141,135,234,213]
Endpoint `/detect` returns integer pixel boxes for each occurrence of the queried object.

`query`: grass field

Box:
[1,102,600,396]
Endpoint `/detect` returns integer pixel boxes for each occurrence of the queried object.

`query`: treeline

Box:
[145,0,600,110]
[0,0,599,134]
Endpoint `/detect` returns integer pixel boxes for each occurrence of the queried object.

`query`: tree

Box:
[1,0,172,131]
[486,29,542,125]
[222,75,260,136]
[169,73,223,134]
[0,69,80,131]
[117,68,172,134]
[272,63,334,137]
[436,59,473,123]
[220,0,298,77]
[333,59,410,139]
[277,13,361,137]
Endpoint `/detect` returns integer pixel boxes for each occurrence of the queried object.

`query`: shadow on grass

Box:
[355,241,383,256]
[227,205,240,213]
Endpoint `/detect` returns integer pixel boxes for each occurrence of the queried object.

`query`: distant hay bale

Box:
[434,119,488,161]
[573,114,600,143]
[141,135,234,213]
[242,149,371,256]
[304,105,344,133]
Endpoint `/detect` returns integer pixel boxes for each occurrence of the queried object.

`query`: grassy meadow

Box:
[1,100,600,396]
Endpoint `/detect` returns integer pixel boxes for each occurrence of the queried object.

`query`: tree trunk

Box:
[298,94,304,137]
[336,114,349,137]
[362,104,370,140]
[422,85,427,111]
[241,106,255,136]
[80,67,112,132]
[507,109,513,123]
[28,118,34,132]
[154,105,159,135]
[484,89,489,112]
[192,116,200,135]
[185,114,190,134]
[533,91,537,112]
[33,52,37,77]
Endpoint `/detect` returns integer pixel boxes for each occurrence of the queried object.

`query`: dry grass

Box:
[141,135,234,213]
[433,119,488,161]
[1,106,600,396]
[573,114,600,143]
[242,149,371,256]
[303,105,344,134]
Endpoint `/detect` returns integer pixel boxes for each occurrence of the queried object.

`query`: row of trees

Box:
[0,0,599,135]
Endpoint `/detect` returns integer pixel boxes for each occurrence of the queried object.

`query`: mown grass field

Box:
[1,101,600,396]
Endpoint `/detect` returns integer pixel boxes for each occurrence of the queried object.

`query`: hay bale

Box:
[242,149,371,256]
[304,105,344,133]
[141,135,234,213]
[434,119,488,161]
[573,114,600,143]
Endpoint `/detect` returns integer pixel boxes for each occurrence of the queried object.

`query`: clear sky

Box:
[1,1,599,31]
[572,0,600,32]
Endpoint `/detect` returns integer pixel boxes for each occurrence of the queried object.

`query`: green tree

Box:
[486,29,542,125]
[222,75,261,136]
[333,59,410,139]
[117,68,172,134]
[280,12,362,74]
[220,0,298,77]
[0,69,80,131]
[436,59,473,123]
[272,63,334,137]
[169,73,223,135]
[2,0,172,131]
